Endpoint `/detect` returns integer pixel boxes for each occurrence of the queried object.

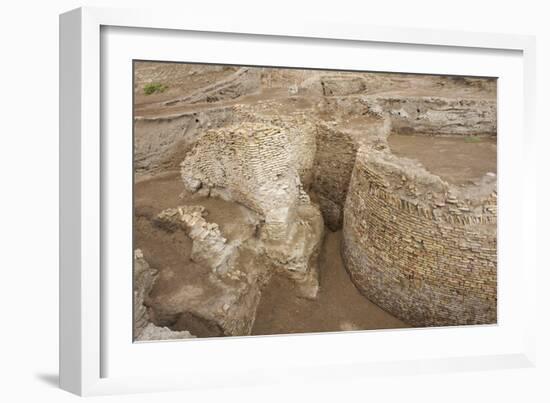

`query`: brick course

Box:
[342,147,497,326]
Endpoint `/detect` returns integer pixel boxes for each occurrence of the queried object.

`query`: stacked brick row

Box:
[342,147,497,326]
[181,122,316,240]
[311,113,390,230]
[311,123,359,230]
[179,121,324,300]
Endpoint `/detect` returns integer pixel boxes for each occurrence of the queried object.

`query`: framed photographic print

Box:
[60,6,537,396]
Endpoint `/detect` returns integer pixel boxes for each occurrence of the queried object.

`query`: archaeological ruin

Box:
[133,62,497,340]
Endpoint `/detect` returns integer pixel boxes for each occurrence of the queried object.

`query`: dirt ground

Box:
[251,231,408,335]
[134,173,409,335]
[388,134,497,185]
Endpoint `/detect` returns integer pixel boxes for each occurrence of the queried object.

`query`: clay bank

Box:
[133,63,497,340]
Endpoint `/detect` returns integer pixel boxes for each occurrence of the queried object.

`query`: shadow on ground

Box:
[35,373,59,388]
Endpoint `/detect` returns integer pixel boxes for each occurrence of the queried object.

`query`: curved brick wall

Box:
[312,123,358,230]
[312,114,390,231]
[342,148,497,326]
[180,121,317,241]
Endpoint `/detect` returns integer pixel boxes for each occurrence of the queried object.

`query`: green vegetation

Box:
[464,136,482,143]
[143,82,168,95]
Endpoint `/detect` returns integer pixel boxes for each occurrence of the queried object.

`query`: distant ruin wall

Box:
[342,149,497,326]
[316,94,496,137]
[372,96,497,136]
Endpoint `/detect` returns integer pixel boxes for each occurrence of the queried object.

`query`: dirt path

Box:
[251,231,409,335]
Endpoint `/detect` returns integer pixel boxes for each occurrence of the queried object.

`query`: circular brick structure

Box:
[342,146,497,327]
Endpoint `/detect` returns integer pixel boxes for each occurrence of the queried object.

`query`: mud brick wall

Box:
[342,149,497,326]
[312,124,358,230]
[311,112,391,231]
[181,122,316,239]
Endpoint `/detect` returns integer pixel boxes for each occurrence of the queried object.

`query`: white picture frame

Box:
[59,6,537,396]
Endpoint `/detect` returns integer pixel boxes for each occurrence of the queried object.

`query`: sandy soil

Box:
[134,62,239,106]
[388,134,497,185]
[134,172,262,336]
[251,231,408,335]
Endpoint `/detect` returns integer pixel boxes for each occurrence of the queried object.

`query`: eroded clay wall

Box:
[164,67,261,106]
[342,149,497,326]
[317,95,496,136]
[372,96,497,136]
[311,110,391,230]
[134,106,237,175]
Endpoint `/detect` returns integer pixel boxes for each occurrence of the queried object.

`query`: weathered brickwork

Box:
[372,96,497,136]
[312,124,358,230]
[342,148,497,326]
[311,112,391,230]
[181,122,316,239]
[179,121,324,299]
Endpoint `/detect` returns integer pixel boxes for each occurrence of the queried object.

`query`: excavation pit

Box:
[133,62,498,340]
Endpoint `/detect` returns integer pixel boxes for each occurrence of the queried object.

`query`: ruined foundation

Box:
[133,63,497,339]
